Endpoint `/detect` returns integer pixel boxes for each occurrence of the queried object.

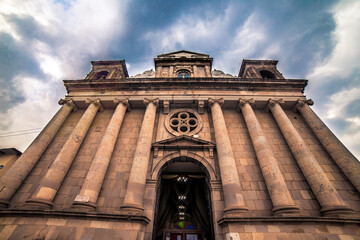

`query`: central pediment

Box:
[156,50,210,59]
[152,135,215,150]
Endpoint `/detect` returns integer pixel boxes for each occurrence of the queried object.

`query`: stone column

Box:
[155,66,162,78]
[295,99,360,193]
[72,99,129,211]
[26,99,102,209]
[169,66,175,77]
[205,65,211,77]
[239,99,299,216]
[267,99,353,216]
[121,98,159,212]
[0,99,76,208]
[193,65,198,77]
[208,98,248,214]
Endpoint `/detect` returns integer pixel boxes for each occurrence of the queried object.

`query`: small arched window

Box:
[177,69,191,78]
[95,71,109,79]
[260,70,275,79]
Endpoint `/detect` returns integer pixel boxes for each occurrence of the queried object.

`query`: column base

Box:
[71,202,97,212]
[120,203,144,213]
[223,205,249,217]
[321,205,355,217]
[272,205,300,216]
[25,198,53,210]
[0,199,10,209]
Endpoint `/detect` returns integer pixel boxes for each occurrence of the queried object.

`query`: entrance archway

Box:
[153,157,214,240]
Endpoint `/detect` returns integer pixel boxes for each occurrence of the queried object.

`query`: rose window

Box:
[165,109,202,136]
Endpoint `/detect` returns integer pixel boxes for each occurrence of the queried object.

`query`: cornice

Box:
[63,77,308,93]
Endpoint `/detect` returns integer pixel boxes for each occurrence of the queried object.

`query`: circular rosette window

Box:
[165,109,202,136]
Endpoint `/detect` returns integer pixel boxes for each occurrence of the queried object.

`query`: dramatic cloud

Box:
[0,0,359,159]
[0,0,128,150]
[306,0,360,158]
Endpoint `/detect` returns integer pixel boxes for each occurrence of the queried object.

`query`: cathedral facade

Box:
[0,50,359,239]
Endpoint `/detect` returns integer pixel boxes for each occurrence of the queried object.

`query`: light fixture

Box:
[178,195,186,200]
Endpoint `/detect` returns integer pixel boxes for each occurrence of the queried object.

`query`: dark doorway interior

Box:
[153,161,214,240]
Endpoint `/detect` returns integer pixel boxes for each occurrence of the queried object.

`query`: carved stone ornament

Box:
[58,98,78,112]
[86,98,104,111]
[266,98,284,112]
[143,98,159,106]
[114,98,131,111]
[293,99,314,112]
[163,101,170,114]
[238,98,255,107]
[208,98,225,107]
[165,108,203,136]
[198,100,205,114]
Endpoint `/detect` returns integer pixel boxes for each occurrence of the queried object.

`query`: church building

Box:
[0,50,359,239]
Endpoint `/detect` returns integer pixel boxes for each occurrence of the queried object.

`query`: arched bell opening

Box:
[152,157,214,240]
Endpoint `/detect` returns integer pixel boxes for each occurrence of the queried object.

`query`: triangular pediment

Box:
[157,50,209,59]
[153,135,215,149]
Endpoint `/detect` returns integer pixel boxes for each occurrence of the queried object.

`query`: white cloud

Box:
[216,12,267,74]
[306,0,360,159]
[0,0,129,151]
[144,4,237,56]
[307,0,360,82]
[324,87,360,158]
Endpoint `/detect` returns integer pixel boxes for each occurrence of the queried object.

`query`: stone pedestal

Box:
[239,99,299,216]
[295,99,360,193]
[72,99,129,211]
[26,99,102,209]
[121,99,159,212]
[209,98,248,215]
[267,99,353,216]
[0,99,76,208]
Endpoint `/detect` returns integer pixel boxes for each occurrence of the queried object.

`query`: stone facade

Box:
[0,50,359,239]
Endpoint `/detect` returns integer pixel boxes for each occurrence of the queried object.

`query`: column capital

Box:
[238,98,255,107]
[144,98,159,106]
[208,98,224,107]
[266,98,284,112]
[293,99,314,112]
[58,98,78,111]
[114,98,130,111]
[86,98,104,111]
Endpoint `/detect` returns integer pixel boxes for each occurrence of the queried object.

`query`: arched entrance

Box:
[153,157,214,240]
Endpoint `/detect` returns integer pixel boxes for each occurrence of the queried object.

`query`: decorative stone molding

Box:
[198,100,205,114]
[163,100,170,114]
[151,151,216,181]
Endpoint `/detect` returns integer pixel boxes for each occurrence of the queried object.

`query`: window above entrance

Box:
[165,109,203,136]
[177,69,191,78]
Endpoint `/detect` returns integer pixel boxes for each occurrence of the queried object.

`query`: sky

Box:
[0,0,359,159]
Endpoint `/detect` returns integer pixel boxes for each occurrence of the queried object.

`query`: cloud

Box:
[306,0,360,159]
[0,0,129,151]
